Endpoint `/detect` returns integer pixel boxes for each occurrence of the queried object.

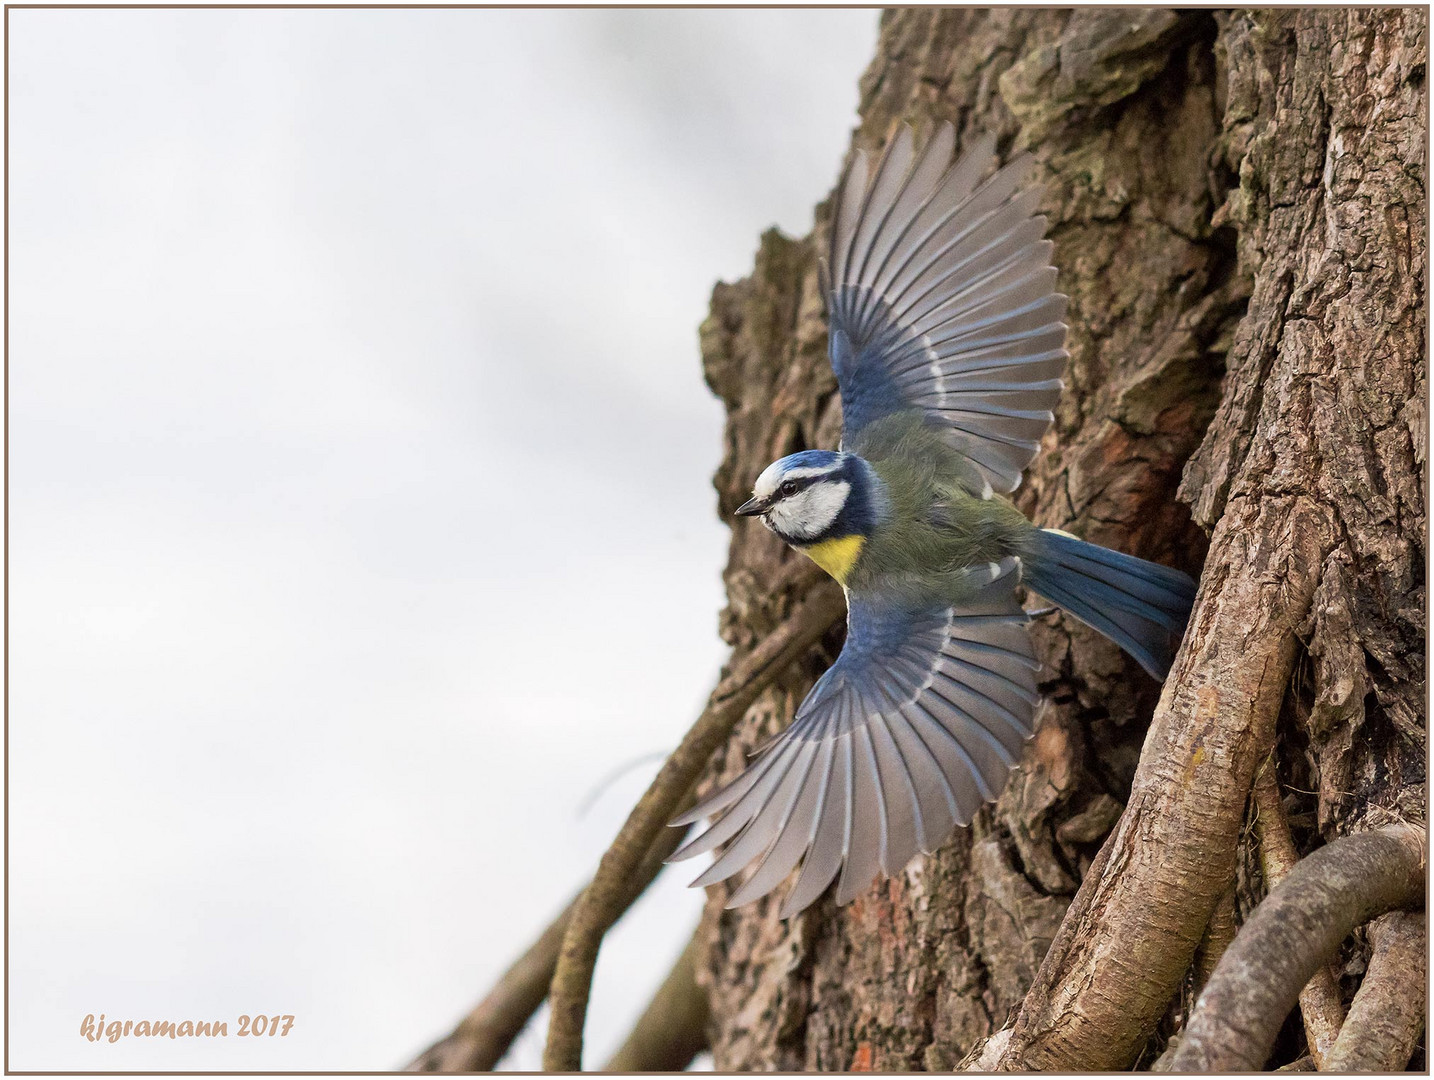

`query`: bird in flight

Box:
[669,123,1197,918]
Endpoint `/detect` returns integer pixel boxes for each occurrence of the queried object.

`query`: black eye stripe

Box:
[778,473,834,498]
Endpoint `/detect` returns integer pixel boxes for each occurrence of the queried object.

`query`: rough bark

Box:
[693,7,1425,1072]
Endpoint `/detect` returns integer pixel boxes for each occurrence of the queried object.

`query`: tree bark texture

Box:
[694,8,1425,1071]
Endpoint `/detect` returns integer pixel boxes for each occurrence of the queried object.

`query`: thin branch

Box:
[1324,909,1427,1072]
[1252,757,1345,1067]
[407,898,576,1072]
[543,581,848,1071]
[1170,824,1426,1072]
[603,935,709,1072]
[405,823,688,1072]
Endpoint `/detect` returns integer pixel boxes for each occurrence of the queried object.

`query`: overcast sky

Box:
[8,8,878,1071]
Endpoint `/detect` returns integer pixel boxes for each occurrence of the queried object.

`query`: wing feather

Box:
[688,738,815,888]
[867,716,923,876]
[830,150,871,291]
[669,558,1044,916]
[883,707,958,852]
[904,701,994,816]
[855,123,957,325]
[778,731,851,917]
[671,741,797,864]
[836,723,888,905]
[725,725,833,907]
[846,126,915,317]
[828,125,1068,495]
[893,191,1046,329]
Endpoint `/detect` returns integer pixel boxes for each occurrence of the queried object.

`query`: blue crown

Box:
[774,449,844,472]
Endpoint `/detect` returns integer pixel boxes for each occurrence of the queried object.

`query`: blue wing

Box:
[823,124,1069,496]
[669,558,1042,918]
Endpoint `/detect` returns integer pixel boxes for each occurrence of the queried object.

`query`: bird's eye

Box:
[778,480,800,498]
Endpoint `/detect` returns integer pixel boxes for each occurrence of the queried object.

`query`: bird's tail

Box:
[1022,528,1197,680]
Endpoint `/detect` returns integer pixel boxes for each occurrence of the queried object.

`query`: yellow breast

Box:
[801,534,866,584]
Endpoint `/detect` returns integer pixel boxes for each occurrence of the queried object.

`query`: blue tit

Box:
[668,123,1198,918]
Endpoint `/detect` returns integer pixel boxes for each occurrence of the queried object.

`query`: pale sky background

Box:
[7,7,879,1071]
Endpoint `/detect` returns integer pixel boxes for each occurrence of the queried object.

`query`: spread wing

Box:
[669,558,1041,918]
[823,123,1069,497]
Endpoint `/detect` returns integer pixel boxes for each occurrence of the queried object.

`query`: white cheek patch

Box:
[768,480,851,541]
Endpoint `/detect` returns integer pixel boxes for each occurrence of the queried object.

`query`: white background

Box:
[7,7,877,1071]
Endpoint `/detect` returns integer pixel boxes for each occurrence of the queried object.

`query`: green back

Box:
[848,411,1032,603]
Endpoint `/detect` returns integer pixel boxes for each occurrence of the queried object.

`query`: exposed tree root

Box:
[405,823,689,1071]
[603,936,710,1072]
[1325,909,1427,1072]
[1193,879,1239,997]
[1170,824,1426,1071]
[543,582,847,1071]
[988,494,1327,1071]
[1252,757,1345,1066]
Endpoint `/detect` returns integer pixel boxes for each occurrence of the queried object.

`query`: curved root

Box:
[1324,909,1427,1072]
[1251,758,1345,1066]
[1170,824,1425,1071]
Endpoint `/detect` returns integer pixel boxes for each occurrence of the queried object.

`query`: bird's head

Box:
[736,450,886,547]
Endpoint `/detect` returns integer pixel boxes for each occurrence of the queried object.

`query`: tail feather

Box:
[1023,528,1197,680]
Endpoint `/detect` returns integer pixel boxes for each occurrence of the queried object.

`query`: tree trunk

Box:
[695,8,1425,1071]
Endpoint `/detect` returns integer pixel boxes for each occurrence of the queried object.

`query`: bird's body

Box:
[670,123,1198,918]
[766,419,1025,600]
[844,415,1028,591]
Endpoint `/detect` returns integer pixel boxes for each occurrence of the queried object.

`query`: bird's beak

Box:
[735,496,767,517]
